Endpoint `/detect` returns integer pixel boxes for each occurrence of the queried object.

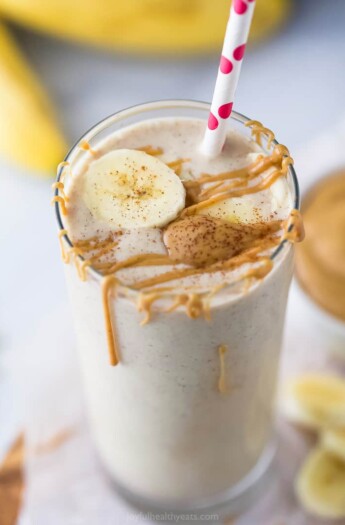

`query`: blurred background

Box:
[1,0,345,522]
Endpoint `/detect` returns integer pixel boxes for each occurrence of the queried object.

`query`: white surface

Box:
[1,0,345,520]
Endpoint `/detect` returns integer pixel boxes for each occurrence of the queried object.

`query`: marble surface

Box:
[1,0,345,522]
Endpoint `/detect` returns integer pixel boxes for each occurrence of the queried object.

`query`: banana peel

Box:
[0,23,66,174]
[0,0,292,54]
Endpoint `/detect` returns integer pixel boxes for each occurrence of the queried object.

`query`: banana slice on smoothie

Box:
[321,428,345,462]
[280,374,345,430]
[202,195,263,224]
[83,149,186,228]
[296,447,345,519]
[202,153,291,224]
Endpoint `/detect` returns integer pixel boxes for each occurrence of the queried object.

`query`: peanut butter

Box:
[218,344,228,394]
[164,215,281,267]
[296,171,345,322]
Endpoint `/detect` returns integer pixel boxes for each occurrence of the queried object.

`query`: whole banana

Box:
[0,0,291,54]
[0,23,66,174]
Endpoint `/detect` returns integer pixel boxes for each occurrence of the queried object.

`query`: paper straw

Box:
[201,0,256,157]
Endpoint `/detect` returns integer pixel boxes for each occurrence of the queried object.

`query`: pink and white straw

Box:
[202,0,256,157]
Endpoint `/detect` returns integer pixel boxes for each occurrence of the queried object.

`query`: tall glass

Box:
[54,100,299,516]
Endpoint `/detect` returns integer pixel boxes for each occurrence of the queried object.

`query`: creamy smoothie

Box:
[53,103,301,509]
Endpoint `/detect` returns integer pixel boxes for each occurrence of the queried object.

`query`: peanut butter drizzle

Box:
[166,158,190,176]
[79,140,97,155]
[58,234,122,281]
[181,145,293,217]
[130,237,278,291]
[51,195,67,215]
[165,293,205,319]
[218,345,228,394]
[136,285,223,325]
[68,247,88,281]
[132,266,204,290]
[202,284,225,321]
[33,428,75,455]
[74,235,115,250]
[137,145,163,156]
[184,153,267,189]
[87,240,119,265]
[57,161,70,182]
[58,229,69,263]
[102,253,172,275]
[52,181,69,201]
[243,257,273,281]
[283,209,305,243]
[199,180,226,199]
[101,275,120,366]
[137,291,166,325]
[245,120,275,149]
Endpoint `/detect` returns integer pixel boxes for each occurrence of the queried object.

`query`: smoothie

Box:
[53,102,301,508]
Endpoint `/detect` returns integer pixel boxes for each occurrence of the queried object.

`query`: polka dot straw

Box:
[201,0,256,157]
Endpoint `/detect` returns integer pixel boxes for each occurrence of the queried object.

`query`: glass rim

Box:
[54,98,300,284]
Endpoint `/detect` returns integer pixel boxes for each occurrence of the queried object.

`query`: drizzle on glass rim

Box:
[53,103,300,291]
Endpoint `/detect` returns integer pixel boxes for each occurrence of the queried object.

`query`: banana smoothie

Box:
[53,102,301,509]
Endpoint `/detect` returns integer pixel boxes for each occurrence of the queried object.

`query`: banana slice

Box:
[280,374,345,430]
[270,176,292,211]
[201,153,291,224]
[296,447,345,519]
[322,428,345,462]
[202,195,263,224]
[83,149,185,228]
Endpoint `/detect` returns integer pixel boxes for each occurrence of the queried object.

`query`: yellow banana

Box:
[296,447,345,519]
[280,374,345,430]
[0,23,66,174]
[0,0,291,54]
[322,428,345,462]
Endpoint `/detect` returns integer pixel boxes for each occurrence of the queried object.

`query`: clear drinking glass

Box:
[54,100,299,517]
